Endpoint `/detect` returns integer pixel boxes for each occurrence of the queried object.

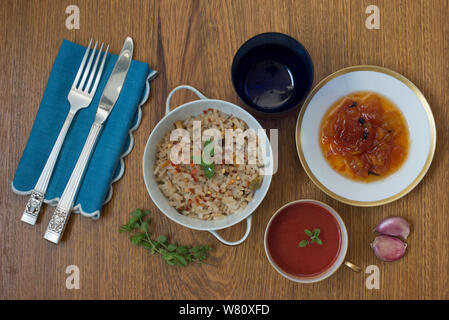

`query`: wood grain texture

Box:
[1,0,448,300]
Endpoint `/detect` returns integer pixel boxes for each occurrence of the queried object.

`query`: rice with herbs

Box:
[153,109,263,220]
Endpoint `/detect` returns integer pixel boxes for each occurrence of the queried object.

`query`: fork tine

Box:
[78,40,98,90]
[84,42,104,93]
[90,44,109,95]
[72,39,92,88]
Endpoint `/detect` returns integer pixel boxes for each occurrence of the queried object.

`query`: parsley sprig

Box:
[201,140,215,179]
[193,140,215,179]
[299,228,323,247]
[119,209,212,267]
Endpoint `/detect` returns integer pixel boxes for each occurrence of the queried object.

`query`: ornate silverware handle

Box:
[44,122,102,244]
[21,111,75,225]
[21,39,109,225]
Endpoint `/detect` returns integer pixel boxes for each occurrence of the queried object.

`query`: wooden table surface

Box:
[1,0,448,300]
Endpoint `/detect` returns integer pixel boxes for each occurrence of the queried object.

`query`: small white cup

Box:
[264,199,349,283]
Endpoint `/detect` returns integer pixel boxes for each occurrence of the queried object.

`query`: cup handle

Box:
[344,261,362,273]
[208,216,252,246]
[165,85,208,115]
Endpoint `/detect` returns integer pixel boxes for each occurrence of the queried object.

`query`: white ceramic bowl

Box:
[143,85,273,245]
[296,66,436,206]
[264,199,348,283]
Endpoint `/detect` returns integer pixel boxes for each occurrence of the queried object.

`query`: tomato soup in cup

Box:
[264,200,348,283]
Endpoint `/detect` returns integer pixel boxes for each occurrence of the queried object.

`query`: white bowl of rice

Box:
[143,85,273,245]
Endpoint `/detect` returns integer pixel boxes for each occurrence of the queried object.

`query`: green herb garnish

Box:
[299,228,323,247]
[193,140,215,179]
[120,209,212,267]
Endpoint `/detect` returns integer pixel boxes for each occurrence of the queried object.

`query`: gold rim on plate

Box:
[295,65,437,207]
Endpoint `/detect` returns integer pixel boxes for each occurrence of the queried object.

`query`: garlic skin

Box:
[371,235,407,262]
[374,216,410,239]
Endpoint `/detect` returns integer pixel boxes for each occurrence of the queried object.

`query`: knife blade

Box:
[96,36,133,123]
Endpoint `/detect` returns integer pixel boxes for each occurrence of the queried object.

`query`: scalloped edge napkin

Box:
[12,39,157,219]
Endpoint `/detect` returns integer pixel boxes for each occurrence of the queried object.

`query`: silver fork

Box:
[21,39,109,225]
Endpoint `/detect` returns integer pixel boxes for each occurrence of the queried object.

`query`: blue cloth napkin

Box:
[12,39,156,219]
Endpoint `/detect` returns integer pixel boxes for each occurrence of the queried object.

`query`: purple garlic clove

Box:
[374,216,410,239]
[371,235,407,262]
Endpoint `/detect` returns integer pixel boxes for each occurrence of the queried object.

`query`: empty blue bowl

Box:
[231,32,313,114]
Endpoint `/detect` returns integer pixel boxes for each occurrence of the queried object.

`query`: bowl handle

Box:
[165,85,208,115]
[208,215,252,246]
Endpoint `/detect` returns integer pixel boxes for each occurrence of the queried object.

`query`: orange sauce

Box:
[320,91,409,182]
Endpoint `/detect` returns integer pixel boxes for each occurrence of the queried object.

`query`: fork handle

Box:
[44,121,102,244]
[21,111,75,225]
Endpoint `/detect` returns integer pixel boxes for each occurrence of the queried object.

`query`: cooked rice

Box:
[153,109,262,220]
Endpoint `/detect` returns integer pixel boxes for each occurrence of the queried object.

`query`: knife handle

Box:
[21,111,75,225]
[44,121,102,244]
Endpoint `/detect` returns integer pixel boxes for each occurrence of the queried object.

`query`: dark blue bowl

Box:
[231,32,313,114]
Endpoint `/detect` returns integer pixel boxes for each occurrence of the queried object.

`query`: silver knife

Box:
[44,37,134,244]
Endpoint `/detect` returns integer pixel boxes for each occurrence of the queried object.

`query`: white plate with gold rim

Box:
[296,65,436,206]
